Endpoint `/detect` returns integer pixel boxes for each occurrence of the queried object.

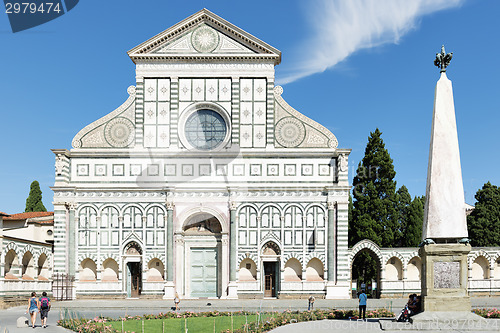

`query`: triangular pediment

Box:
[128,9,281,64]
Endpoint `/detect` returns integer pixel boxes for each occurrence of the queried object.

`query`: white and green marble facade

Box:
[51,9,351,299]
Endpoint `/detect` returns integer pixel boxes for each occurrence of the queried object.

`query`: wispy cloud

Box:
[277,0,464,85]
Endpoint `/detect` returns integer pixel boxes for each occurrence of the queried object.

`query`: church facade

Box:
[51,9,351,299]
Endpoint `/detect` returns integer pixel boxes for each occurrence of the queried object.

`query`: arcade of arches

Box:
[350,240,500,297]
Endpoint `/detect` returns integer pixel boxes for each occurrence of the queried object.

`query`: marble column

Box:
[68,204,76,276]
[227,202,238,298]
[327,201,336,282]
[163,202,175,299]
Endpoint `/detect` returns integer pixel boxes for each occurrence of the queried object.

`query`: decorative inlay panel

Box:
[104,117,135,148]
[267,164,279,176]
[233,164,245,176]
[434,261,460,288]
[164,164,176,176]
[275,117,306,148]
[95,164,107,176]
[77,164,89,176]
[301,164,313,176]
[112,164,125,176]
[250,164,262,176]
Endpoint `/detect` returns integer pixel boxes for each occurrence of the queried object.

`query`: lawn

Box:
[107,314,257,333]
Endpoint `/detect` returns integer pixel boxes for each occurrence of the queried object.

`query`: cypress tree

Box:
[402,196,424,247]
[350,128,398,247]
[467,182,500,247]
[25,180,47,212]
[395,185,412,247]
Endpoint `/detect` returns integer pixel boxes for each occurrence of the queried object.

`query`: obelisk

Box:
[422,45,468,241]
[409,46,488,330]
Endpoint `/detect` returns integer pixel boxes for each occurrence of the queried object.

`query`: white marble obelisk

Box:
[406,47,489,331]
[422,68,467,240]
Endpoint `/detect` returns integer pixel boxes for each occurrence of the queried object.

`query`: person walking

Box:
[174,292,180,311]
[358,289,367,320]
[26,292,39,328]
[308,295,315,311]
[39,291,51,328]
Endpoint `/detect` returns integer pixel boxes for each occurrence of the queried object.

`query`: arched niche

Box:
[22,252,35,280]
[146,258,165,282]
[284,258,302,282]
[407,257,422,280]
[239,258,257,281]
[37,253,50,280]
[80,258,97,281]
[306,258,324,281]
[5,249,19,279]
[385,257,403,281]
[494,258,500,279]
[471,256,490,280]
[102,258,119,282]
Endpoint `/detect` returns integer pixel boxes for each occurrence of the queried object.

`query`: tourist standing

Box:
[308,295,315,310]
[39,291,51,328]
[358,289,367,320]
[26,292,39,328]
[174,292,180,311]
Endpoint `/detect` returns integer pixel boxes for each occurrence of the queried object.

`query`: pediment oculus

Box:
[153,24,255,55]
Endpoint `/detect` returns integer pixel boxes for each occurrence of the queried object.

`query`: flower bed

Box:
[473,308,500,319]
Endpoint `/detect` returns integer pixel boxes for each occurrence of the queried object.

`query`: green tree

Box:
[350,128,398,247]
[467,182,500,247]
[25,180,47,212]
[395,185,412,246]
[402,196,424,247]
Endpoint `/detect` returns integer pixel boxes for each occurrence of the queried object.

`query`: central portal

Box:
[127,262,142,298]
[190,248,218,297]
[183,213,223,298]
[262,241,280,298]
[264,262,277,297]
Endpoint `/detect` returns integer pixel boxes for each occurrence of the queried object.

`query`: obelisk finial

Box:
[434,45,453,73]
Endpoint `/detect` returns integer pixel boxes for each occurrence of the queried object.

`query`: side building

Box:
[51,9,351,299]
[0,212,53,308]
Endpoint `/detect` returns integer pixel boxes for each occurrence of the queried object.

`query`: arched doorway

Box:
[350,240,382,299]
[182,213,222,298]
[261,241,280,298]
[123,241,142,298]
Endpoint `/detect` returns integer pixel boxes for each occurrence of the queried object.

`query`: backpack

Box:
[40,297,49,309]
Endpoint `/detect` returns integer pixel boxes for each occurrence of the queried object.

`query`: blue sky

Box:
[0,0,498,213]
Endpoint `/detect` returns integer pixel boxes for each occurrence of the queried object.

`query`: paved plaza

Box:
[1,297,500,332]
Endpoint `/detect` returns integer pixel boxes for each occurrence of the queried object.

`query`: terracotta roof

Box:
[4,212,54,220]
[0,212,9,216]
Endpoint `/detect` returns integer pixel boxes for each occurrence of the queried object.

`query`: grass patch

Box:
[58,308,395,333]
[109,315,251,332]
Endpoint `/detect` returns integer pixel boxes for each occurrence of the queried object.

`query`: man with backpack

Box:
[39,292,51,328]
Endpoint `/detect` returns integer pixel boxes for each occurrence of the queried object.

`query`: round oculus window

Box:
[184,109,227,150]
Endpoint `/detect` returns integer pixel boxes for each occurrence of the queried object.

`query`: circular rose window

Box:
[184,109,227,150]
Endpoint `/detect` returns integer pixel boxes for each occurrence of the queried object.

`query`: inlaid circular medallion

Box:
[191,25,219,53]
[275,117,306,148]
[104,117,134,147]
